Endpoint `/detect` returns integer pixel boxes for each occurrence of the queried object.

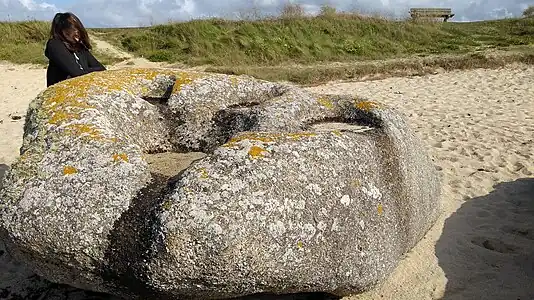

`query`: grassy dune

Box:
[1,15,533,83]
[94,16,534,66]
[0,20,123,65]
[0,21,49,64]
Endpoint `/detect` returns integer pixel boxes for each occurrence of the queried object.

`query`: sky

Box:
[0,0,532,27]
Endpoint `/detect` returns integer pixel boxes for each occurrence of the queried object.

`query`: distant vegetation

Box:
[0,20,122,65]
[0,21,49,64]
[524,5,534,17]
[1,6,533,83]
[93,15,534,66]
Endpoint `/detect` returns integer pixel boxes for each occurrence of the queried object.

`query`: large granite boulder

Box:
[0,68,441,299]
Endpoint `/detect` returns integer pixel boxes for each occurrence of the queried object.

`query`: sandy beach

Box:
[1,59,533,299]
[307,65,534,300]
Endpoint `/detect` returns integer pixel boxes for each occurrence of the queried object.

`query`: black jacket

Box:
[45,38,106,87]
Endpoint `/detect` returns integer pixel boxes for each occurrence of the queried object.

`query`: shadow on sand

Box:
[436,178,534,300]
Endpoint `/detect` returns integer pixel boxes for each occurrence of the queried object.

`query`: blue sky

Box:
[0,0,532,27]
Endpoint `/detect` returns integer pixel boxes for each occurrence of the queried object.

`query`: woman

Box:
[45,12,106,87]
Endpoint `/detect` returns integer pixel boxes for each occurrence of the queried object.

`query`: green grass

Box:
[0,21,49,64]
[0,20,124,65]
[1,15,534,83]
[93,15,534,66]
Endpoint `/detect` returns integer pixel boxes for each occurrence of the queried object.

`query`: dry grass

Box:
[206,47,534,85]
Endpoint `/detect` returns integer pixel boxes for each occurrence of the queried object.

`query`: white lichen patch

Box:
[209,223,223,235]
[302,223,317,240]
[331,218,340,232]
[269,221,287,238]
[340,194,351,206]
[305,183,323,195]
[362,182,382,200]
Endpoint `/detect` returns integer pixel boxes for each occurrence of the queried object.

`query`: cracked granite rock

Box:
[0,68,441,299]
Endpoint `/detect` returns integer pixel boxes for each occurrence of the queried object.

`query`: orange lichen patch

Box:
[113,153,129,163]
[43,68,178,131]
[199,168,209,179]
[317,97,334,109]
[377,203,383,215]
[64,124,102,139]
[39,68,184,142]
[63,165,78,175]
[48,110,82,125]
[171,72,206,94]
[355,100,381,112]
[248,146,268,159]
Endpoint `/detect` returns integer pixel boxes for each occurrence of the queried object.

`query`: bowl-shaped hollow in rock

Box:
[0,68,441,299]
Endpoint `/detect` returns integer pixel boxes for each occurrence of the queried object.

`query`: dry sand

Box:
[0,50,533,299]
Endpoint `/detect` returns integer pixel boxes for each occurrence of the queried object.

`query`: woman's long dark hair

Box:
[49,12,92,52]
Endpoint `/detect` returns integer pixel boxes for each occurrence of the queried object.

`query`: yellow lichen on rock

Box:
[355,100,381,112]
[224,132,317,148]
[223,132,278,148]
[229,76,239,87]
[48,110,82,125]
[199,168,209,179]
[43,82,94,127]
[63,165,78,175]
[317,97,334,109]
[171,72,206,94]
[162,200,172,210]
[332,130,343,137]
[287,132,317,140]
[112,153,129,163]
[42,68,181,140]
[64,124,102,139]
[350,179,360,188]
[248,146,268,159]
[377,203,383,215]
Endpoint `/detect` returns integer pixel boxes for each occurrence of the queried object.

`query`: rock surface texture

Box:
[0,68,441,299]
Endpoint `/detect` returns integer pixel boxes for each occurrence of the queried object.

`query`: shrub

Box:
[280,3,306,19]
[523,5,534,17]
[319,5,337,17]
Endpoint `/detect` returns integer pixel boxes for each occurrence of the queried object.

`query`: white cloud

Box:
[0,0,59,21]
[0,0,531,27]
